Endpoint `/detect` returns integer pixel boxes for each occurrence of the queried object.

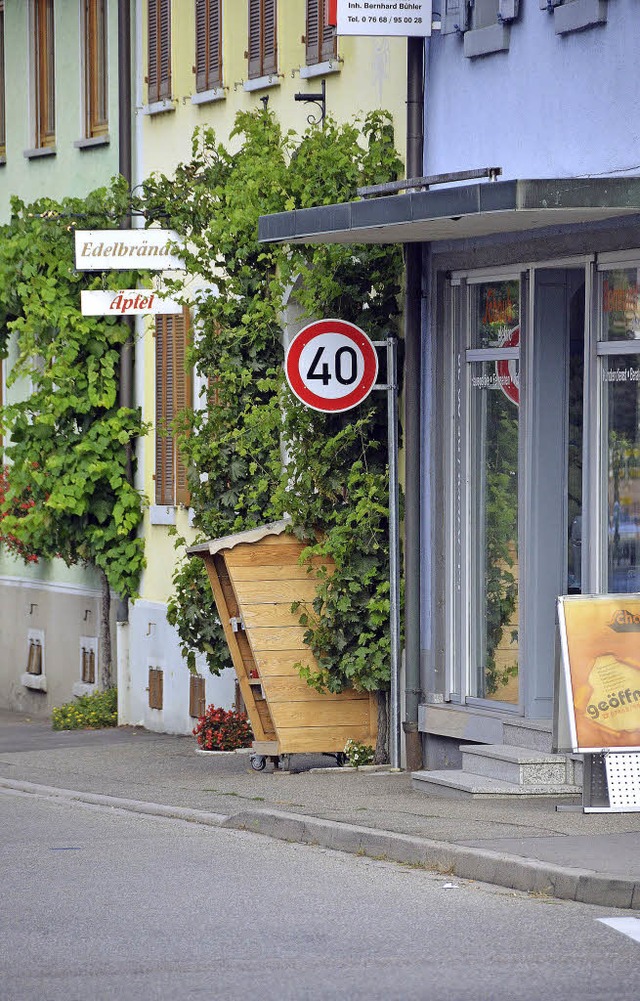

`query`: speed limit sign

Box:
[285,319,379,413]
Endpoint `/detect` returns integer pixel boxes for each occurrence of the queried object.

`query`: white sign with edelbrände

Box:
[80,290,183,316]
[335,0,432,36]
[74,229,184,271]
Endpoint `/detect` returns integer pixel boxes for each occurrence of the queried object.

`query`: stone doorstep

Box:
[502,718,554,753]
[461,744,572,786]
[411,769,581,800]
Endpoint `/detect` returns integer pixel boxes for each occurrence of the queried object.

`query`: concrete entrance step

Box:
[411,768,581,800]
[461,743,573,786]
[503,718,553,752]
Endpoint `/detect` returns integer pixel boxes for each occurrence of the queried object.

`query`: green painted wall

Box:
[0,0,121,221]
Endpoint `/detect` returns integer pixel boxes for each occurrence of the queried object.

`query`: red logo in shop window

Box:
[496,326,520,407]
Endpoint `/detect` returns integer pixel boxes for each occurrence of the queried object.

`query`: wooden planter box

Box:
[188,520,377,756]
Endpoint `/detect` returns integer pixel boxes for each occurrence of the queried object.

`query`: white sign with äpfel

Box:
[333,0,432,36]
[80,290,183,316]
[75,229,184,271]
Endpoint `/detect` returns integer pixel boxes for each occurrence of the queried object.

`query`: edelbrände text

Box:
[79,240,173,259]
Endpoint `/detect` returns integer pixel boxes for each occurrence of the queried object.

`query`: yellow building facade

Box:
[121,1,408,732]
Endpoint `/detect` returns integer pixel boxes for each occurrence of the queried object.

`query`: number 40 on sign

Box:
[285,319,379,413]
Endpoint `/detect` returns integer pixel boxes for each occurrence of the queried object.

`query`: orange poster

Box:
[558,595,640,752]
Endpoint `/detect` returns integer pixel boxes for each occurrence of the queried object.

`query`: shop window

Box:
[148,667,164,709]
[467,280,520,704]
[189,674,206,718]
[195,0,222,92]
[598,264,640,594]
[305,0,336,66]
[83,0,108,139]
[247,0,277,80]
[542,0,608,36]
[147,0,171,104]
[155,311,191,508]
[33,0,56,149]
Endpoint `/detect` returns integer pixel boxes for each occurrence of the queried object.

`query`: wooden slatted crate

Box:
[188,520,377,756]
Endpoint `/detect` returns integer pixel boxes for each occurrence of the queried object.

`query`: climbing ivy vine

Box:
[143,110,403,750]
[0,180,147,686]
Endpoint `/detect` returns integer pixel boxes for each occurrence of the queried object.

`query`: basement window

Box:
[22,629,47,691]
[73,636,99,697]
[189,674,206,718]
[148,667,164,710]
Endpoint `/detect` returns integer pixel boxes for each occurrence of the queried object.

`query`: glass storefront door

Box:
[467,279,521,705]
[446,257,640,721]
[597,264,640,593]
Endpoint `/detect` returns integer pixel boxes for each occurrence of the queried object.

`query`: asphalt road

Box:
[1,788,639,1001]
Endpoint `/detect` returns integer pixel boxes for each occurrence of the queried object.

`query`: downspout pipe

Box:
[118,0,133,429]
[402,36,425,771]
[117,0,133,625]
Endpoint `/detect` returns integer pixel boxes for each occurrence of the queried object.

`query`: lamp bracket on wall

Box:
[294,78,326,125]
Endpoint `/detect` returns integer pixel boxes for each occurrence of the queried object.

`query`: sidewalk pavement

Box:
[2,709,640,910]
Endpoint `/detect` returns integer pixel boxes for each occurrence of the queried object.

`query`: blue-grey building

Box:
[260,2,640,794]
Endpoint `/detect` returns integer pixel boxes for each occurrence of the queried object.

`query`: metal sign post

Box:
[381,334,401,770]
[285,323,402,768]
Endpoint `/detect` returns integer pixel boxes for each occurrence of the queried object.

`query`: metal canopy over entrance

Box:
[258,177,640,246]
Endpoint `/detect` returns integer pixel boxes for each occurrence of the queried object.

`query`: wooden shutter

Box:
[248,0,261,79]
[306,0,320,66]
[148,0,171,102]
[148,668,164,709]
[320,0,336,61]
[159,0,171,99]
[27,639,43,675]
[82,646,96,684]
[189,675,206,718]
[85,0,108,137]
[306,1,335,67]
[262,0,277,76]
[155,311,192,507]
[173,312,191,507]
[196,0,222,92]
[248,0,276,79]
[147,0,158,101]
[35,0,55,148]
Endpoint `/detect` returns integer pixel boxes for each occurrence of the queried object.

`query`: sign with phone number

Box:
[334,0,432,36]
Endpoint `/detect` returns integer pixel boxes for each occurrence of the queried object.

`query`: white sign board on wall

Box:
[80,290,183,316]
[334,0,432,36]
[75,230,184,271]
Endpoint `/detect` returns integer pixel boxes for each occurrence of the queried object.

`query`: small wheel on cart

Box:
[250,754,267,771]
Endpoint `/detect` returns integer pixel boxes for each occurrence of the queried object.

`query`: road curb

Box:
[222,808,640,911]
[0,777,228,827]
[3,777,639,910]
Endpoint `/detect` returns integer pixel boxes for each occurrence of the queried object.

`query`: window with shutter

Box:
[148,0,171,104]
[84,0,108,137]
[542,0,608,35]
[34,0,55,148]
[155,311,192,507]
[195,0,222,92]
[439,0,520,56]
[247,0,277,80]
[306,0,336,66]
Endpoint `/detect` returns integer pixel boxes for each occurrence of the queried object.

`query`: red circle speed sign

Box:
[285,319,378,413]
